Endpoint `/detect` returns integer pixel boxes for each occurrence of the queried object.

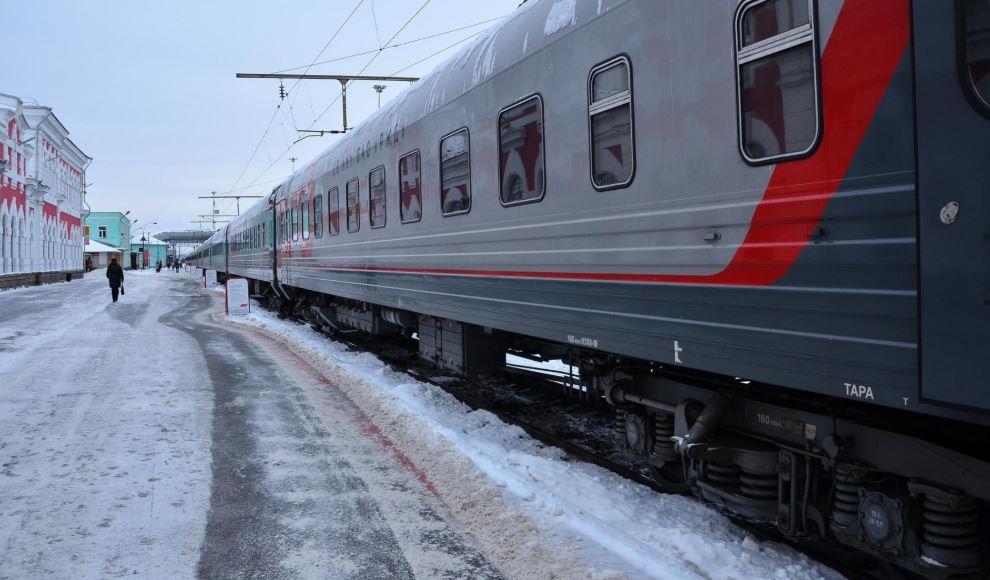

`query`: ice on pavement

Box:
[223,297,840,580]
[0,272,212,578]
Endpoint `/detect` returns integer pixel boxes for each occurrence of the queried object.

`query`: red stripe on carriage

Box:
[290,0,911,287]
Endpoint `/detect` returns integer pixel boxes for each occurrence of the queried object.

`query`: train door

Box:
[267,189,278,282]
[275,196,289,285]
[914,1,990,409]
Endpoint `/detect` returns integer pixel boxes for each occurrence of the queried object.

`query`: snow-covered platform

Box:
[0,272,839,579]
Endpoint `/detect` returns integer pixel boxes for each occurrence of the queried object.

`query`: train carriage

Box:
[188,0,990,574]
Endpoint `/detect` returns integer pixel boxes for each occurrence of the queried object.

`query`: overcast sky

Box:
[6,0,521,239]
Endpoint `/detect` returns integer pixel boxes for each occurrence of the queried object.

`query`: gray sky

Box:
[6,0,520,238]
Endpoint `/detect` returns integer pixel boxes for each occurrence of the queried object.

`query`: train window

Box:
[399,150,422,223]
[346,178,360,232]
[440,128,471,216]
[369,165,386,228]
[735,0,819,164]
[301,200,310,240]
[313,195,323,238]
[291,206,299,242]
[589,58,635,189]
[499,95,545,205]
[962,0,990,113]
[328,187,340,235]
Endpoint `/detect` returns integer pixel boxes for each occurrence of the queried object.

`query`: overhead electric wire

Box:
[390,28,487,76]
[304,0,432,131]
[269,16,506,74]
[239,0,503,197]
[238,0,437,193]
[225,0,366,194]
[370,0,383,49]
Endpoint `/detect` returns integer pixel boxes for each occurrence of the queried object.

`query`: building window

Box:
[313,195,323,238]
[589,57,635,189]
[735,0,820,164]
[440,128,471,216]
[399,150,422,223]
[98,226,107,238]
[301,199,311,240]
[499,95,546,205]
[962,0,990,113]
[346,178,360,232]
[369,165,386,228]
[328,187,340,235]
[291,206,299,242]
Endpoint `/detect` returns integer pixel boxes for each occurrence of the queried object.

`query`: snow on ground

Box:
[218,294,841,580]
[0,272,212,578]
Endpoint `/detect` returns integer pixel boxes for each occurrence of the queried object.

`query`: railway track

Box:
[273,308,908,580]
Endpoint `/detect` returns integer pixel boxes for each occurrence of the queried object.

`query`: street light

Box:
[136,222,158,268]
[373,84,386,108]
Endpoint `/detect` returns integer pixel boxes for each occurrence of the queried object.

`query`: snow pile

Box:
[545,0,578,36]
[219,301,837,580]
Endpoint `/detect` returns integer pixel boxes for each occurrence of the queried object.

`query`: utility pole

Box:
[235,73,418,139]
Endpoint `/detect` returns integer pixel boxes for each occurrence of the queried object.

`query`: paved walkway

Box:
[0,271,499,579]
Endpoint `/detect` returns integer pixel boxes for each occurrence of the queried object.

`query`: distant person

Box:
[156,260,162,273]
[107,258,124,303]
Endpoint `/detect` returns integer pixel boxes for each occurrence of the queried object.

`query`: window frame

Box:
[369,165,387,229]
[498,93,547,206]
[958,0,990,118]
[313,194,323,238]
[301,198,310,240]
[291,206,299,242]
[587,56,636,191]
[346,178,361,233]
[328,186,340,236]
[733,0,822,166]
[439,127,472,217]
[398,149,423,224]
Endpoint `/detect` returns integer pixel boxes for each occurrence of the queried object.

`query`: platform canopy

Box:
[154,230,213,244]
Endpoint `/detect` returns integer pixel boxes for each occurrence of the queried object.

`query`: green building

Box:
[131,239,168,269]
[84,212,133,269]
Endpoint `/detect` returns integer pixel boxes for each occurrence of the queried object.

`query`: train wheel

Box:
[651,462,689,493]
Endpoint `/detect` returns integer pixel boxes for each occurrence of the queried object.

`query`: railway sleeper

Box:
[600,372,990,577]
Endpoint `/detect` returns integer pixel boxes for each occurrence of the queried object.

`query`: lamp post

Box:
[135,222,158,268]
[373,84,386,108]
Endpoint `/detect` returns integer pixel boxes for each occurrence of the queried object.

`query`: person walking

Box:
[107,258,125,303]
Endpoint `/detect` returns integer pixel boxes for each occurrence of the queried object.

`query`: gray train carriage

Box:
[190,0,990,575]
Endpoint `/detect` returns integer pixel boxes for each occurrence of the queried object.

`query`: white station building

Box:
[0,92,90,288]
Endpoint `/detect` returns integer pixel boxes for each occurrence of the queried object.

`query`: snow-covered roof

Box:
[84,239,120,253]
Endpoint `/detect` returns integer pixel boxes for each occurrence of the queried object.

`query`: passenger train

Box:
[188,0,990,574]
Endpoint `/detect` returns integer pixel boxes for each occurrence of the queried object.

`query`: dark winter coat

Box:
[107,262,124,288]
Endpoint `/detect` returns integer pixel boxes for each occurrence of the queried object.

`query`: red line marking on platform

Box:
[234,311,442,498]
